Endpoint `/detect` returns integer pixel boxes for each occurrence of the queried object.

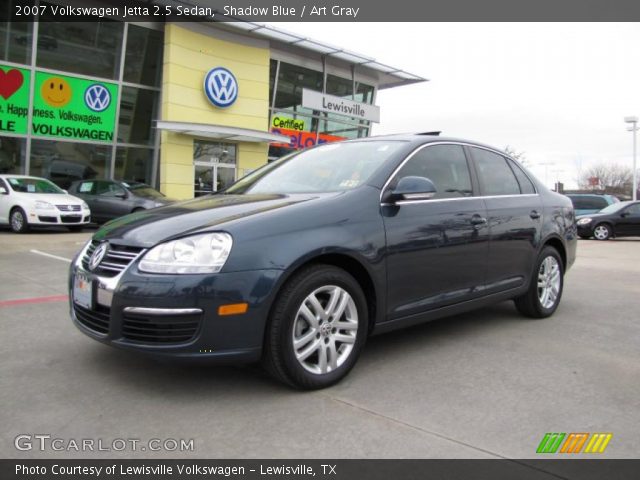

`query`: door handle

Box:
[470,215,487,226]
[530,210,541,220]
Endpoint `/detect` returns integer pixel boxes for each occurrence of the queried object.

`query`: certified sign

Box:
[204,67,238,108]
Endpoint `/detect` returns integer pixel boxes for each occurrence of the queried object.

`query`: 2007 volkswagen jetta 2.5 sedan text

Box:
[69,135,576,389]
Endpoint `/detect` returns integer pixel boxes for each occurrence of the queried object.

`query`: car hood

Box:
[15,192,85,205]
[92,193,333,247]
[576,212,610,220]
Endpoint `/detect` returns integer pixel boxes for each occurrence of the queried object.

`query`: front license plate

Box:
[73,272,93,309]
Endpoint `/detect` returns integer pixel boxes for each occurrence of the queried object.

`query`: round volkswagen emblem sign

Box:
[89,243,108,271]
[203,67,238,108]
[84,84,111,112]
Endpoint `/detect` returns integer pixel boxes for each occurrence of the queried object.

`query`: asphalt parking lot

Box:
[1,227,639,459]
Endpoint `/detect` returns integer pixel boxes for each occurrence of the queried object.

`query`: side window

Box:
[625,203,640,215]
[96,182,125,197]
[392,145,473,199]
[507,159,536,194]
[472,148,521,196]
[0,178,9,194]
[592,197,607,209]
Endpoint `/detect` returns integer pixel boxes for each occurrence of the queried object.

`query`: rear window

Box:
[569,196,608,210]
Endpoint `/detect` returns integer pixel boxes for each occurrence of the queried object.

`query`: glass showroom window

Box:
[326,74,353,98]
[115,147,154,184]
[0,20,32,64]
[123,24,163,87]
[37,14,123,80]
[30,139,112,189]
[274,61,323,115]
[0,136,26,174]
[355,82,374,104]
[118,87,159,146]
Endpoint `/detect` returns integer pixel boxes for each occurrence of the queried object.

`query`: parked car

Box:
[566,193,619,216]
[68,180,174,224]
[69,136,576,389]
[576,200,640,240]
[0,175,91,233]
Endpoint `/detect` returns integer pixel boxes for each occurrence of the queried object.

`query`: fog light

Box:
[218,303,248,316]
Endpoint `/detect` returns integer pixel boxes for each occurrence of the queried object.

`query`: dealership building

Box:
[0,9,425,199]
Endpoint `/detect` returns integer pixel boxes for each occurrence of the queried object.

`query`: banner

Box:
[0,65,30,135]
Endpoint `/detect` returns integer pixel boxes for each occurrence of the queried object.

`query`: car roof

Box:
[342,133,512,157]
[0,174,50,180]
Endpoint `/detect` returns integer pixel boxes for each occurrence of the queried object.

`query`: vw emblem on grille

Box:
[203,67,238,108]
[84,84,111,112]
[89,243,108,271]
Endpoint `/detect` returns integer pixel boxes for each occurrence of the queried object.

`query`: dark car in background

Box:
[69,136,576,389]
[576,201,640,240]
[68,180,174,224]
[566,193,619,216]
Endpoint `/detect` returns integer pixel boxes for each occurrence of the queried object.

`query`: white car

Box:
[0,175,91,233]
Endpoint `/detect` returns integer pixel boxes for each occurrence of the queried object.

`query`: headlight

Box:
[81,201,90,210]
[35,200,54,210]
[139,232,233,274]
[577,218,592,225]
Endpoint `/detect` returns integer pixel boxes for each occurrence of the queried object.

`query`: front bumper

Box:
[30,208,91,226]
[577,224,594,237]
[68,243,283,363]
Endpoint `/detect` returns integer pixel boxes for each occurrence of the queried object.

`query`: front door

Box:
[615,203,640,236]
[382,144,490,319]
[193,140,237,197]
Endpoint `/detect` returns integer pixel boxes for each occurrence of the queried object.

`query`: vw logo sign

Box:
[204,67,238,108]
[84,84,111,112]
[89,243,108,271]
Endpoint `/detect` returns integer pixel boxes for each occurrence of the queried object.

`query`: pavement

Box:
[1,226,639,459]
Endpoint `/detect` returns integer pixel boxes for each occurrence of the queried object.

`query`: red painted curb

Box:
[0,295,69,308]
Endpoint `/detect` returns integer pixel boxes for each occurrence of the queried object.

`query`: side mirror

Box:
[0,186,7,195]
[388,176,437,202]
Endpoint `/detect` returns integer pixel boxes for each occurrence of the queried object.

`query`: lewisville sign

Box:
[0,64,117,142]
[302,88,380,123]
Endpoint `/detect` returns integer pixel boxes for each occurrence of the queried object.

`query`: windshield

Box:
[7,177,64,194]
[127,184,165,199]
[598,201,631,215]
[225,141,405,194]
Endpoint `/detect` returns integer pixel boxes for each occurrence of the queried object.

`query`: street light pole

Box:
[624,116,638,201]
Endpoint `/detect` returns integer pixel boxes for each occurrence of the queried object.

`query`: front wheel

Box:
[593,223,612,241]
[514,246,564,318]
[263,265,367,390]
[10,208,29,233]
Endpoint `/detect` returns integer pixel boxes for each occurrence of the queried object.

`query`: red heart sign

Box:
[0,68,24,100]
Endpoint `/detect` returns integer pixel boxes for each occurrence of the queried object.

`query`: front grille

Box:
[74,303,110,334]
[81,241,144,277]
[56,204,81,212]
[60,215,82,224]
[122,311,201,344]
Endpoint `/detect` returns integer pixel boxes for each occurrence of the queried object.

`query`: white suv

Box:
[0,175,91,233]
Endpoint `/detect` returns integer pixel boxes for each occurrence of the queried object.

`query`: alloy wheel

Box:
[292,285,358,375]
[593,225,610,240]
[537,256,561,309]
[11,210,24,232]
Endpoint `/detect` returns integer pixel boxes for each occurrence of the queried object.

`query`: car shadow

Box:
[81,301,523,396]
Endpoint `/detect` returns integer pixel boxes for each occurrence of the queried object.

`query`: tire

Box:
[132,207,145,213]
[10,207,29,233]
[263,264,368,390]
[593,223,612,241]
[514,246,564,319]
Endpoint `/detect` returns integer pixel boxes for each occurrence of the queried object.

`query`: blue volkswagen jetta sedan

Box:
[69,135,576,389]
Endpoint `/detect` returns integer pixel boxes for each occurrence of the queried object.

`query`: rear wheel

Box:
[10,208,29,233]
[263,265,367,390]
[593,223,612,241]
[514,246,564,318]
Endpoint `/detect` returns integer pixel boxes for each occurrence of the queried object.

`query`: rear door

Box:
[94,181,131,221]
[468,147,542,294]
[382,143,490,319]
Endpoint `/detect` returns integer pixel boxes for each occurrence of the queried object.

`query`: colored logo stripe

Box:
[560,433,589,453]
[536,433,566,453]
[584,433,613,453]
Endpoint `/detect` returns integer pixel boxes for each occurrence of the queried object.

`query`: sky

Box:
[271,23,640,189]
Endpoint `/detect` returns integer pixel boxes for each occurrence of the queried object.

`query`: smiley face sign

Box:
[41,76,72,107]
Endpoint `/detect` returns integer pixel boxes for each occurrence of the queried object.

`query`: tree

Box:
[577,163,633,196]
[504,145,529,166]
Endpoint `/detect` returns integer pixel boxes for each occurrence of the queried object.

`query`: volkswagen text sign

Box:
[204,67,238,108]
